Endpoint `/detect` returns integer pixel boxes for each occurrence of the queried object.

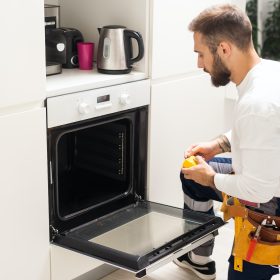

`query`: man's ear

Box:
[217,41,232,58]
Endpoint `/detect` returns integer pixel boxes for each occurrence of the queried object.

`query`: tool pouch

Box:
[221,194,280,265]
[233,213,280,265]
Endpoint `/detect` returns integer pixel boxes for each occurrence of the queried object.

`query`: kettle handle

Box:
[124,30,144,67]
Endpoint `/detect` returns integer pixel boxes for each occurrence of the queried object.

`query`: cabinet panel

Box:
[148,74,226,207]
[51,245,110,280]
[0,1,45,108]
[0,108,49,280]
[150,0,237,79]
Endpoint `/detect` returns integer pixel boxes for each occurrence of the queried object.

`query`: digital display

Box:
[97,95,110,103]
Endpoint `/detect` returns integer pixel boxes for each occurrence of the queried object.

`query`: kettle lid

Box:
[103,25,126,29]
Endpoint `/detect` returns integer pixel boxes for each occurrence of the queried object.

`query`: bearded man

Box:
[174,4,280,280]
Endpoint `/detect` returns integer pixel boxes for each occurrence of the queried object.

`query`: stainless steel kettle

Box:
[97,25,144,74]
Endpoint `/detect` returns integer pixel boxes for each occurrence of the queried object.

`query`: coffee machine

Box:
[44,4,65,76]
[56,27,84,69]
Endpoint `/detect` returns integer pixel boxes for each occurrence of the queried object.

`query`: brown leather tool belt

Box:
[221,195,280,265]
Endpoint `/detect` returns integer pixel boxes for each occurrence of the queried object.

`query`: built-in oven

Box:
[46,79,225,277]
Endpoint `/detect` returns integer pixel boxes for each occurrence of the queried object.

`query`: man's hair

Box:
[189,4,252,54]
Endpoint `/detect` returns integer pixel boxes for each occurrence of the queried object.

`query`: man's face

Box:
[193,32,231,87]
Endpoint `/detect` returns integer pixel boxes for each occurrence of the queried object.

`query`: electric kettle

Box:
[97,25,144,74]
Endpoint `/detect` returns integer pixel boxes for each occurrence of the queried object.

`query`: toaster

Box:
[57,27,84,68]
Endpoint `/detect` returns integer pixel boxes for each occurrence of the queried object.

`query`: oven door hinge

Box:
[50,225,59,241]
[135,194,143,202]
[49,161,53,185]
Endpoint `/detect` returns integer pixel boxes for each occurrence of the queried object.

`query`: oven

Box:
[46,79,225,277]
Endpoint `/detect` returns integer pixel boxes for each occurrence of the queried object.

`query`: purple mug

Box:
[77,42,94,70]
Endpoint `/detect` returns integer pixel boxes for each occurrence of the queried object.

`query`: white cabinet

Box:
[0,108,49,280]
[0,1,46,109]
[50,245,107,280]
[148,73,226,207]
[147,0,241,207]
[44,0,150,97]
[150,0,236,79]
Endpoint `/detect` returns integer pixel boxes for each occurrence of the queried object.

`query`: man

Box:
[173,4,280,280]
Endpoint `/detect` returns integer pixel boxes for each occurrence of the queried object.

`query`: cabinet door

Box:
[150,0,235,79]
[0,1,45,108]
[0,108,50,280]
[51,245,109,280]
[148,74,226,207]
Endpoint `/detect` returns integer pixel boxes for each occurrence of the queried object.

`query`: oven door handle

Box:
[135,231,216,278]
[95,102,113,110]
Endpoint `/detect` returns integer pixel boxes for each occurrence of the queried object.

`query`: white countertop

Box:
[46,67,147,98]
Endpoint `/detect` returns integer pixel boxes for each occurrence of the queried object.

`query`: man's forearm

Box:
[216,134,231,153]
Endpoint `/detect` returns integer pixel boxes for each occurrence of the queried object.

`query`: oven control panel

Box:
[47,79,150,128]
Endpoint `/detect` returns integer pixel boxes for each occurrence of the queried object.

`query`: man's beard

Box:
[205,53,231,87]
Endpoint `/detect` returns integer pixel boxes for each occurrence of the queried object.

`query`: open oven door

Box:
[51,200,225,278]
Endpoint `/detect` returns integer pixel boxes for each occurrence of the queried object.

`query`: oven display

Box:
[97,94,110,103]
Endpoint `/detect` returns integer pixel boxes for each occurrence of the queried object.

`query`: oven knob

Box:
[119,93,131,105]
[78,102,90,115]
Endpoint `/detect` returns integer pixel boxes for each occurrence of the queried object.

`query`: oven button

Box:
[78,102,90,115]
[119,93,131,105]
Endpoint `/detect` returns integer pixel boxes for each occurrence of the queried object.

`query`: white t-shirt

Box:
[214,59,280,203]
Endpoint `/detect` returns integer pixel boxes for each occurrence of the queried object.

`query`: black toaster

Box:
[57,27,84,68]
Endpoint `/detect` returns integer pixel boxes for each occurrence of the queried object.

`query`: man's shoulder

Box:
[261,58,280,70]
[253,59,280,87]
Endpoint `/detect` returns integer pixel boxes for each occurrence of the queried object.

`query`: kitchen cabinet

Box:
[147,0,245,207]
[150,0,244,79]
[44,1,151,279]
[148,73,226,207]
[1,1,49,280]
[0,1,45,109]
[0,108,49,280]
[50,246,115,280]
[45,0,149,98]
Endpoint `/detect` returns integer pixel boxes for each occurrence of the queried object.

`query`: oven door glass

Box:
[53,201,225,277]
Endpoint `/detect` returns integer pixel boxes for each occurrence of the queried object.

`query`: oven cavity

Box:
[56,119,131,220]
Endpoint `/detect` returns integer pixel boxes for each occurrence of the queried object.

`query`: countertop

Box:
[46,67,147,98]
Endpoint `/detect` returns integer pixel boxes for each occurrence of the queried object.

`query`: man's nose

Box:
[197,58,204,69]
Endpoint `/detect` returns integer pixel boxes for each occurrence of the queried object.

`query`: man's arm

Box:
[216,134,231,153]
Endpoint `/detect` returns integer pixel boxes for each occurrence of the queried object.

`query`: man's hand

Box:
[184,140,222,161]
[181,156,216,188]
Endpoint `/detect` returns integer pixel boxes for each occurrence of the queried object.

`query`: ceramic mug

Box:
[77,42,94,70]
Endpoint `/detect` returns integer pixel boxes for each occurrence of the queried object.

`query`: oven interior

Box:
[57,119,131,219]
[48,108,148,233]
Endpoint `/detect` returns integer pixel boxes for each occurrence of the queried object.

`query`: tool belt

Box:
[221,195,280,266]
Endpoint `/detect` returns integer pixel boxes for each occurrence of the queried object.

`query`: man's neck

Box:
[230,49,261,85]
